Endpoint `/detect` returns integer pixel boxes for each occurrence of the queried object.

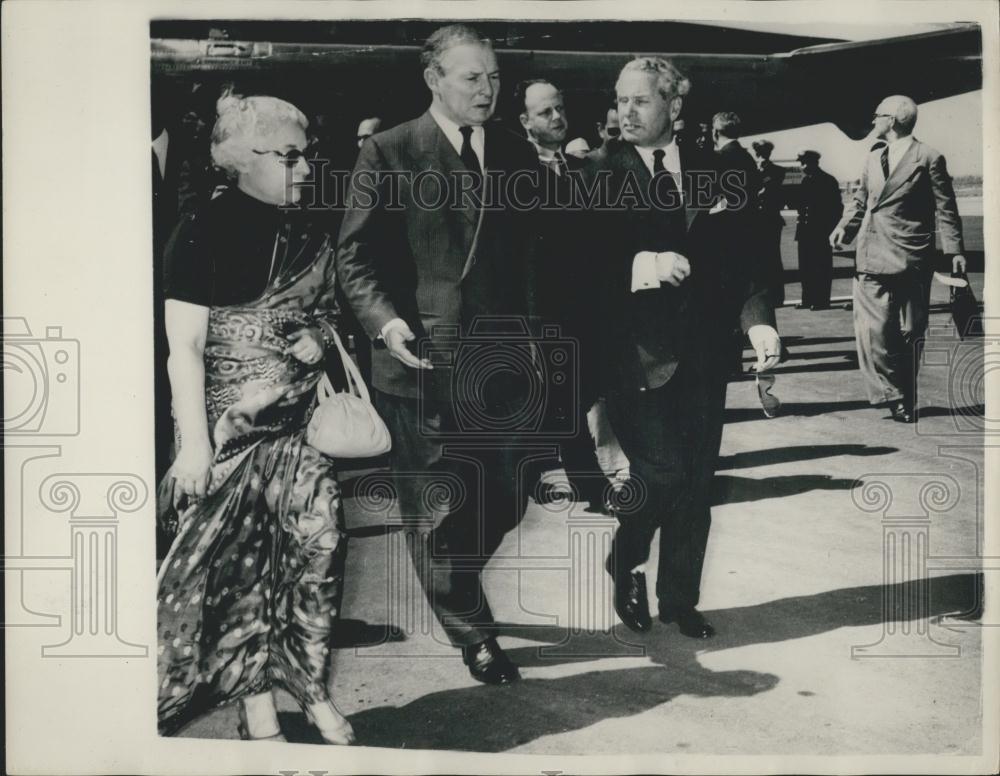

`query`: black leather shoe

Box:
[658,606,716,639]
[890,400,915,424]
[461,638,520,685]
[605,555,652,632]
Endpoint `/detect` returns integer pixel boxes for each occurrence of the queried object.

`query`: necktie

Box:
[554,150,568,177]
[652,148,666,174]
[880,146,890,180]
[652,148,682,190]
[459,125,481,174]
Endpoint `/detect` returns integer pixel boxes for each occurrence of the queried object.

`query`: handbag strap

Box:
[318,327,372,403]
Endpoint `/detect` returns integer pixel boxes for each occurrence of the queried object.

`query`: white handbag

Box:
[306,328,392,458]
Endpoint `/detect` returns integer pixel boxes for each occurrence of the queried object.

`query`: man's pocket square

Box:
[709,197,729,215]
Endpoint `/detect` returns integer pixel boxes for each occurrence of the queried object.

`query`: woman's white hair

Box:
[210,91,309,178]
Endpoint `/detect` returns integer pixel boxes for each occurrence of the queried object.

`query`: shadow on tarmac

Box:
[725,399,872,423]
[327,573,980,751]
[718,443,897,469]
[712,473,857,505]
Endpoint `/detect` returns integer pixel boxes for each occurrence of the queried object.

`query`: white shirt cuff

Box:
[631,251,661,292]
[379,317,407,340]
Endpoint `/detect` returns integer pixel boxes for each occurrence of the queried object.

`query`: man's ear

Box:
[670,96,683,122]
[518,112,530,133]
[423,67,439,94]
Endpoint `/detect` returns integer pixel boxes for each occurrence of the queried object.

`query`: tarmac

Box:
[180,216,989,756]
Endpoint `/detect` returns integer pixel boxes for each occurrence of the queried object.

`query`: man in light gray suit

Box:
[831,95,966,423]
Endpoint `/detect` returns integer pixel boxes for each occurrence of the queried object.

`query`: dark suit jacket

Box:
[577,139,775,394]
[336,110,539,399]
[836,138,964,274]
[716,140,761,211]
[757,160,787,225]
[531,151,602,405]
[795,167,842,242]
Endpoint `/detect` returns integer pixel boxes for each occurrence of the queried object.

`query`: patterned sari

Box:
[157,228,346,736]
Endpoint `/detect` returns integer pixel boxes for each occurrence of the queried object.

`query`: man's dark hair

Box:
[420,24,489,72]
[514,79,556,113]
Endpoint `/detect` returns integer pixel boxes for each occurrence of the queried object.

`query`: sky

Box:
[743,91,984,181]
[718,21,984,180]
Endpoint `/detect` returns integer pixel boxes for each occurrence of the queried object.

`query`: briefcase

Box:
[950,272,984,339]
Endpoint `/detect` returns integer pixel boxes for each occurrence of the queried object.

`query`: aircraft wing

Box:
[151,23,982,139]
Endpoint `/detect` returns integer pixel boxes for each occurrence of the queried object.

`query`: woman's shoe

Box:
[236,693,286,742]
[304,700,356,745]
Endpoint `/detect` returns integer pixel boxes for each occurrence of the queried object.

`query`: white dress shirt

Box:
[630,140,685,292]
[152,128,169,179]
[886,134,914,175]
[429,105,485,171]
[531,141,568,176]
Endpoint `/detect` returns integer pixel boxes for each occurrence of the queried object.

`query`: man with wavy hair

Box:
[577,57,780,638]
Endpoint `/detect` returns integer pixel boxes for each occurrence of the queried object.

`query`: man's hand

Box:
[748,324,782,373]
[952,254,967,274]
[384,320,433,370]
[829,226,847,250]
[655,252,691,287]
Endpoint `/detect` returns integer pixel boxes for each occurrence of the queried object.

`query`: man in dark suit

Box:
[752,139,788,307]
[795,150,843,310]
[712,112,767,374]
[712,112,761,200]
[577,57,781,638]
[831,94,966,423]
[516,78,609,513]
[336,24,539,684]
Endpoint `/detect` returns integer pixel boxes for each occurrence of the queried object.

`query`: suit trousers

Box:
[376,389,533,648]
[604,347,728,609]
[797,232,833,307]
[762,220,786,308]
[853,269,933,406]
[523,395,606,503]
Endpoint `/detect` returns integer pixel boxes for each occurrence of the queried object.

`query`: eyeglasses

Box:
[252,147,310,167]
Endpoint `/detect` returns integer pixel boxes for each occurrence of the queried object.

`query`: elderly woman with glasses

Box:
[156,91,354,745]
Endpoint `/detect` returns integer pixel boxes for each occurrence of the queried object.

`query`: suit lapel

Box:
[415,111,478,226]
[876,139,920,206]
[620,142,653,190]
[678,141,699,231]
